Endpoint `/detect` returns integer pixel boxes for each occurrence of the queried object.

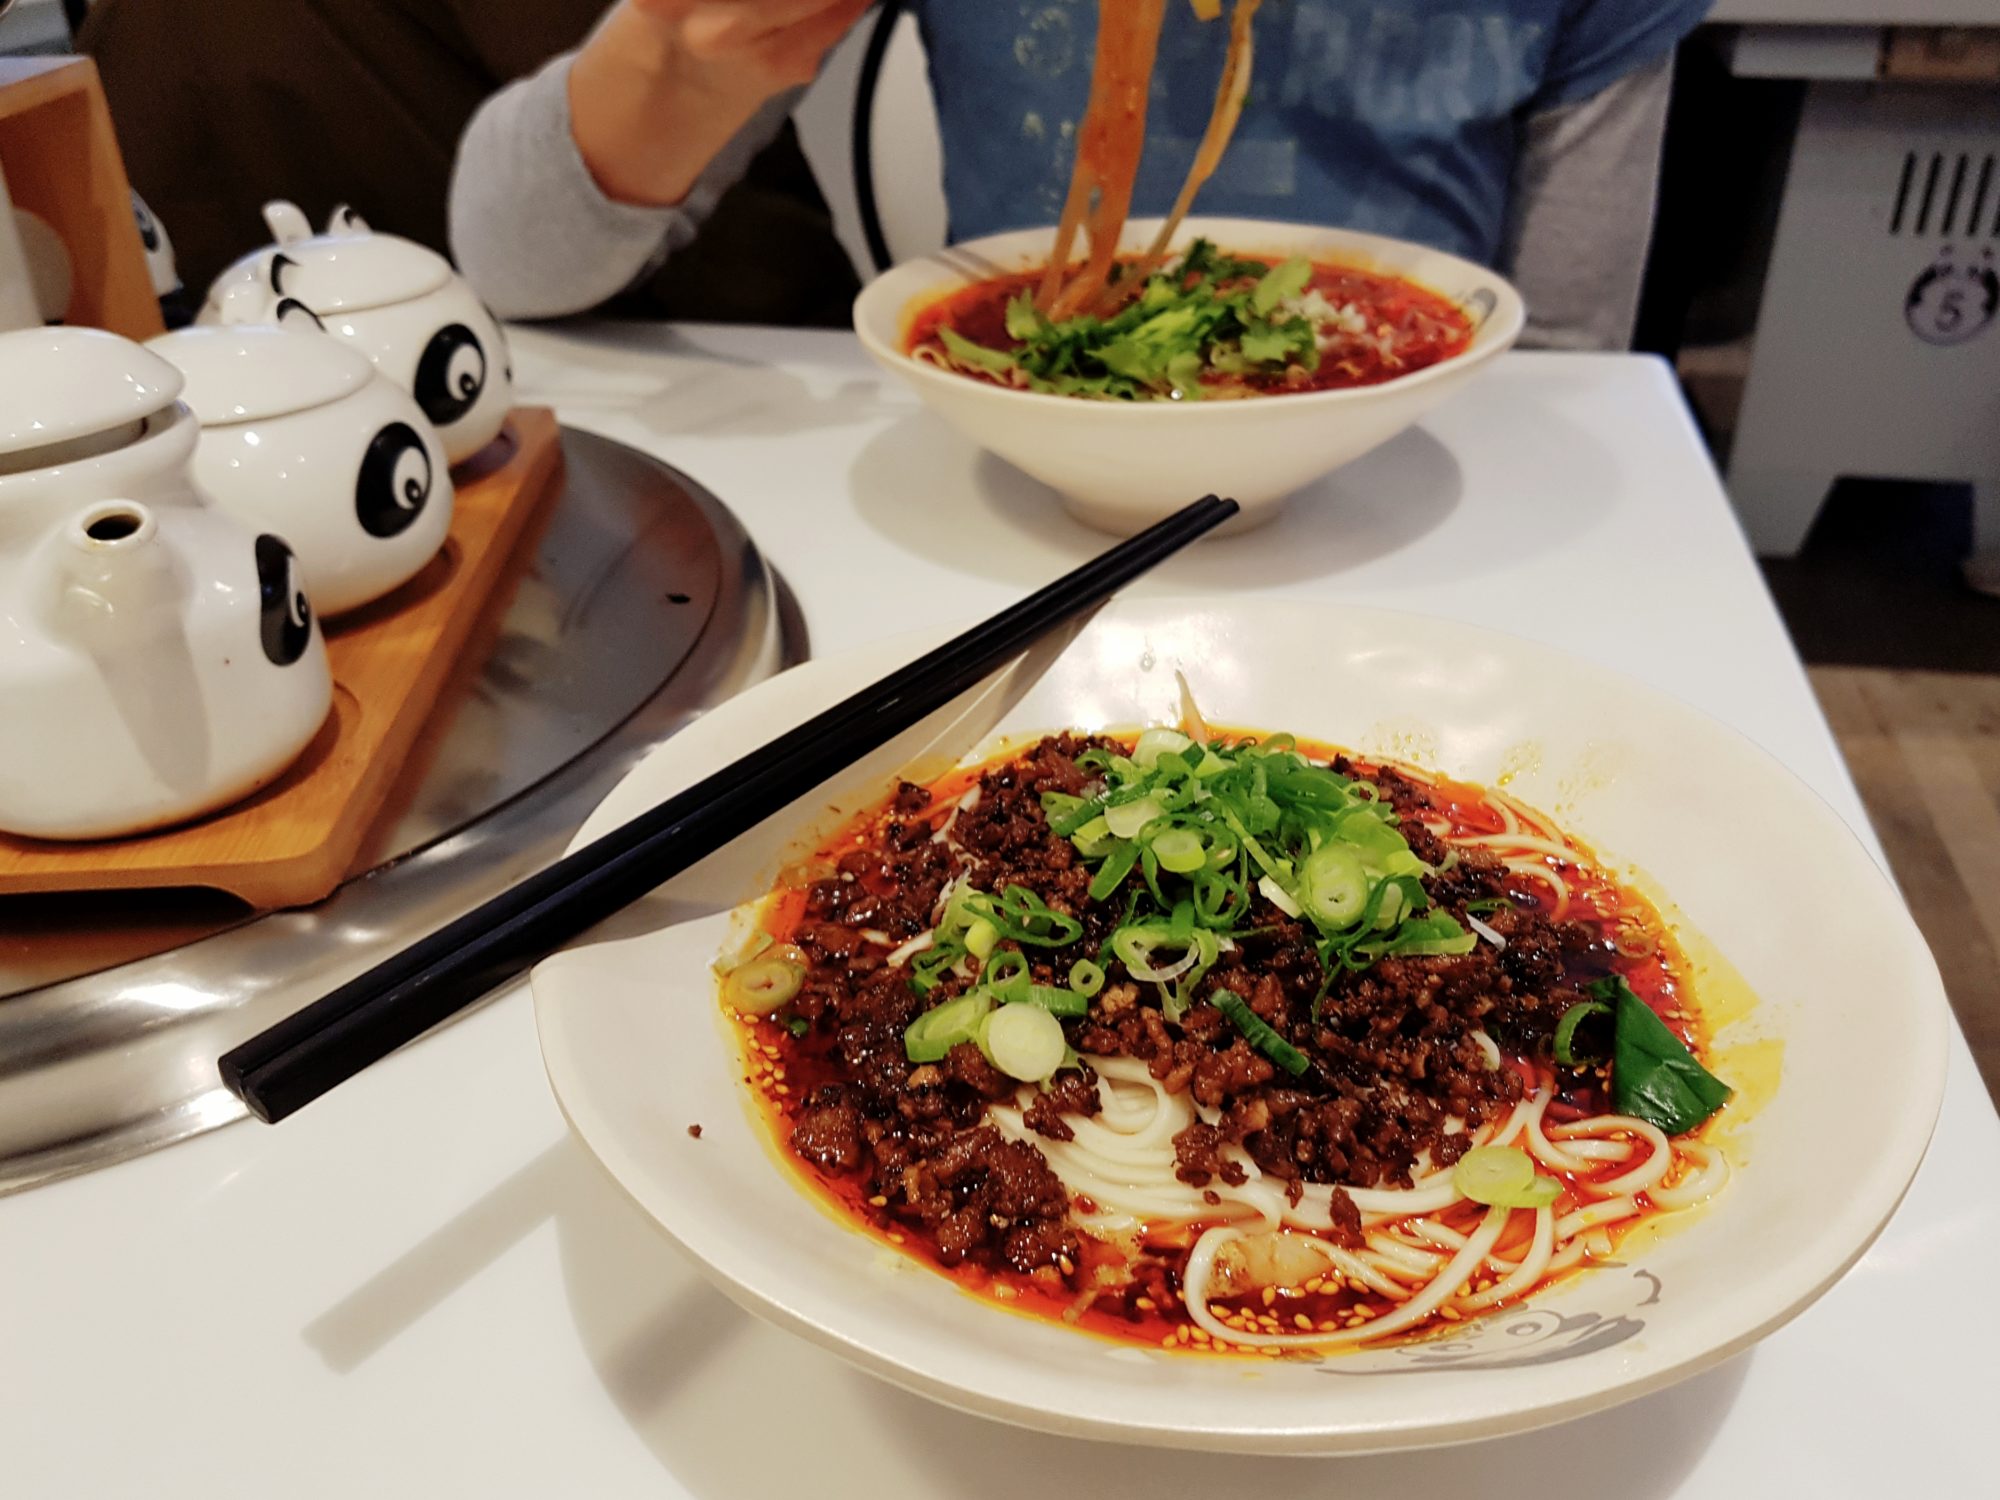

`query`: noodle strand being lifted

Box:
[907,1,1472,404]
[1037,0,1263,320]
[722,719,1737,1357]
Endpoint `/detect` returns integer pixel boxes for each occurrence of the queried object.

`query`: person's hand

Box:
[572,0,871,208]
[630,0,874,97]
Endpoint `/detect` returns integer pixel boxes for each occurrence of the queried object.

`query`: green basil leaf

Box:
[1599,976,1732,1135]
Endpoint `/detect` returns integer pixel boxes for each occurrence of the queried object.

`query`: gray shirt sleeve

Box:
[448,51,803,321]
[1498,51,1675,353]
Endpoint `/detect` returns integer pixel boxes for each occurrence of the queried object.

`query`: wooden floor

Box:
[1810,666,2000,1100]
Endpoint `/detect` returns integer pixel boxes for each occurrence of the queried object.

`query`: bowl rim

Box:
[851,216,1527,417]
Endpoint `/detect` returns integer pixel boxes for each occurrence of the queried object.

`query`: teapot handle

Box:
[262,200,312,247]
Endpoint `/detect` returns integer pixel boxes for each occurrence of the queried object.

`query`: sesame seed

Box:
[1294,1314,1314,1330]
[887,1232,905,1244]
[1261,1287,1277,1307]
[868,1195,888,1207]
[1136,1297,1157,1311]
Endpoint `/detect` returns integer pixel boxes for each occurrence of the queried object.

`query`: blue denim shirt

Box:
[911,0,1709,265]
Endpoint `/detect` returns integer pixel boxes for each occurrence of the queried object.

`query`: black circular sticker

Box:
[413,324,487,426]
[1906,248,1999,347]
[255,534,313,666]
[355,422,434,538]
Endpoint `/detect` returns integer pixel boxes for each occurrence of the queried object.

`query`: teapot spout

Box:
[44,501,181,653]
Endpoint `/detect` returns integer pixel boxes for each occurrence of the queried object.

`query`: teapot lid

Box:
[0,327,185,460]
[213,203,451,314]
[148,325,375,424]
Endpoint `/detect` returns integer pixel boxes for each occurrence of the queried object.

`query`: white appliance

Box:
[1728,82,2000,554]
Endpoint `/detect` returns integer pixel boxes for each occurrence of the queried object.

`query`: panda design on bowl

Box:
[200,202,512,467]
[149,322,455,617]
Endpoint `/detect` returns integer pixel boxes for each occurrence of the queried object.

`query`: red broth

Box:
[905,258,1475,396]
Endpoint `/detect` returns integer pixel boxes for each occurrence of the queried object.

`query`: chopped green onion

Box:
[1151,827,1206,873]
[981,949,1030,1002]
[1089,840,1142,901]
[1071,815,1117,858]
[1069,960,1106,998]
[1553,999,1610,1067]
[980,1002,1067,1082]
[723,958,804,1015]
[965,918,999,960]
[1212,988,1310,1076]
[1453,1145,1561,1208]
[908,936,966,995]
[1133,727,1193,768]
[1105,796,1165,839]
[949,884,1084,948]
[1299,844,1367,928]
[1020,984,1088,1018]
[903,992,993,1063]
[1038,790,1086,822]
[1257,874,1303,919]
[785,1015,810,1039]
[1111,923,1217,984]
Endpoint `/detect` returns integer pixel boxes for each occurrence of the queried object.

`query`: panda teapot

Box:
[202,202,513,466]
[149,321,454,616]
[0,328,333,841]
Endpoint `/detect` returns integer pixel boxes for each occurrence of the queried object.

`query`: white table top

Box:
[4,328,1994,1496]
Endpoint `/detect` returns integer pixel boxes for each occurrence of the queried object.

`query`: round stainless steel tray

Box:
[0,428,805,1195]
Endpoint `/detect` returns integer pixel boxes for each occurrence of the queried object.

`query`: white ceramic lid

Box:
[0,327,185,460]
[148,325,375,424]
[220,231,451,315]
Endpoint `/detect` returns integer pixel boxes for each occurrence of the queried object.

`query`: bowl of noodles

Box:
[853,217,1524,536]
[533,597,1947,1454]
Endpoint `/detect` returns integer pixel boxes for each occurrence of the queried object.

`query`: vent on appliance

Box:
[1891,151,1998,238]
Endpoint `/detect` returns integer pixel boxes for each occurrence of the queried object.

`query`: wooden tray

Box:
[0,407,565,909]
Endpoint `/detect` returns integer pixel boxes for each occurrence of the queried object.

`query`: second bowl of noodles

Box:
[852,217,1525,535]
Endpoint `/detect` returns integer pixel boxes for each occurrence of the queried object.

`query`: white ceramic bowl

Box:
[533,597,1947,1455]
[852,219,1524,535]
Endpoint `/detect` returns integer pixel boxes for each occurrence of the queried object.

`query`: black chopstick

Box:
[218,494,1239,1123]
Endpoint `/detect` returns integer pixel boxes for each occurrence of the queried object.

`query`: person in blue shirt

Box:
[451,0,1711,348]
